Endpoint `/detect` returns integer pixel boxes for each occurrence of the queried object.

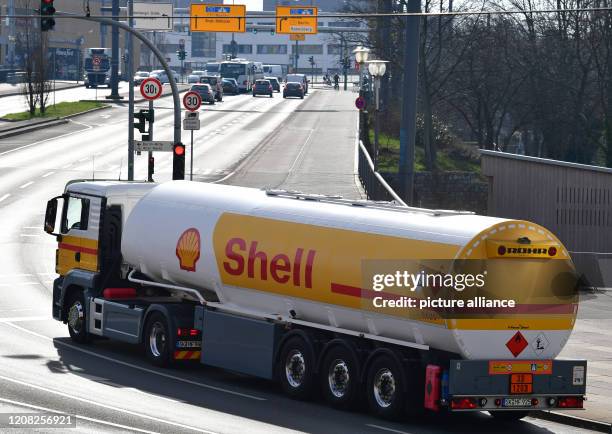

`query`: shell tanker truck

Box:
[44,180,587,421]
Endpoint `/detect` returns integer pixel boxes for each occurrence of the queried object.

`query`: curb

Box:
[0,104,110,139]
[531,410,612,433]
[0,83,83,99]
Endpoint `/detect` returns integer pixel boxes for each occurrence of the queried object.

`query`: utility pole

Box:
[398,0,421,205]
[294,39,299,71]
[107,0,121,99]
[127,0,135,180]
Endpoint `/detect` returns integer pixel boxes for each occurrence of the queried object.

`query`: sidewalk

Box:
[0,80,83,98]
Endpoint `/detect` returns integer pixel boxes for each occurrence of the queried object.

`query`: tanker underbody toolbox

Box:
[45,180,587,422]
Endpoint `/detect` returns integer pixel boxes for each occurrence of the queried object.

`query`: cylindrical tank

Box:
[122,181,578,360]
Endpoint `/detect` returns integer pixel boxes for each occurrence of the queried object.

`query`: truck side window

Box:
[62,197,89,233]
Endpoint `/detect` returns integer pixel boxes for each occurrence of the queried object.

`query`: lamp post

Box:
[367,60,388,170]
[353,46,370,143]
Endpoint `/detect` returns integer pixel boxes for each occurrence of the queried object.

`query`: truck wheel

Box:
[490,411,529,421]
[66,291,90,344]
[145,313,171,367]
[278,336,315,400]
[321,345,360,410]
[366,354,406,420]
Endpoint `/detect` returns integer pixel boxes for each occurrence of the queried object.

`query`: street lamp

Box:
[353,46,370,143]
[367,60,388,170]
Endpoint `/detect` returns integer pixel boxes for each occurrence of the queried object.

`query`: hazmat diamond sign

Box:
[506,331,529,358]
[276,6,317,34]
[190,4,246,33]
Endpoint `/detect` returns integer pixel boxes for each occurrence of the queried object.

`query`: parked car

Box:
[265,76,281,92]
[190,83,215,105]
[283,81,304,99]
[133,71,149,85]
[222,78,239,95]
[286,73,308,94]
[253,79,273,98]
[188,70,205,83]
[150,69,179,84]
[199,75,223,101]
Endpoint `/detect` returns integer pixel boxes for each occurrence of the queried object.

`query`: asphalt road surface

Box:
[0,86,598,434]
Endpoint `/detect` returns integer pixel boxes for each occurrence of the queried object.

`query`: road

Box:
[0,85,598,433]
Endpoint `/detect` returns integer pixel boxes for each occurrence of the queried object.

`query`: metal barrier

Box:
[357,140,407,206]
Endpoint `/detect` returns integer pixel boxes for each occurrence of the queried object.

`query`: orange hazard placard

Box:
[489,360,552,375]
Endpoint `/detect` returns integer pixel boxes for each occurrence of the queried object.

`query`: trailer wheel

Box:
[278,336,315,400]
[66,291,90,344]
[320,345,360,410]
[145,313,171,367]
[366,354,406,420]
[490,411,529,422]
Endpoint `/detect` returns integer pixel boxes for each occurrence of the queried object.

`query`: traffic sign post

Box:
[183,91,202,112]
[183,112,201,181]
[140,77,163,100]
[190,4,246,33]
[276,6,317,34]
[290,33,305,41]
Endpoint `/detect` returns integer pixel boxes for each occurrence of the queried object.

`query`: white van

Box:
[263,64,285,81]
[285,73,308,94]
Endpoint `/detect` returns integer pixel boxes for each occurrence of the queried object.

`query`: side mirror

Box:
[44,195,64,235]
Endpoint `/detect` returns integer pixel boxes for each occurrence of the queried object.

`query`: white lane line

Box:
[0,316,49,322]
[19,234,39,237]
[0,273,33,277]
[19,181,34,189]
[0,282,42,287]
[366,424,411,434]
[0,375,209,433]
[0,121,93,157]
[61,163,72,169]
[4,321,267,401]
[41,171,55,178]
[0,194,9,203]
[212,171,236,184]
[0,397,158,434]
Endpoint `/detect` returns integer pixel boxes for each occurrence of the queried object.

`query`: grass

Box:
[2,101,105,121]
[370,131,481,173]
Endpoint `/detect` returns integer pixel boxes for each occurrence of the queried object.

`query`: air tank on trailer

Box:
[122,181,579,360]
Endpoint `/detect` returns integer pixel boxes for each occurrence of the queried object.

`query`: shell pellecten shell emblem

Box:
[176,228,201,272]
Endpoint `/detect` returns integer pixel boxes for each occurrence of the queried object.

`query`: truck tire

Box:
[320,345,360,410]
[66,291,90,344]
[366,354,407,420]
[490,411,529,421]
[278,336,316,400]
[144,312,172,367]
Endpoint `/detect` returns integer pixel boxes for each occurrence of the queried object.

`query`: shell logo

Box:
[176,228,201,272]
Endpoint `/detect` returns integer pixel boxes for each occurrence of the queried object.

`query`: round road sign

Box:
[183,91,202,112]
[92,56,101,66]
[355,96,366,110]
[140,77,163,101]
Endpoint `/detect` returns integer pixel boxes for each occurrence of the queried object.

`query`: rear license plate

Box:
[503,398,532,407]
[176,341,200,348]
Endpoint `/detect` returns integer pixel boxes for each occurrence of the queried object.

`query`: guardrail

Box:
[357,140,407,206]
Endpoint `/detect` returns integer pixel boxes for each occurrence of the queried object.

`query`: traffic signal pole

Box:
[127,0,134,180]
[57,12,182,170]
[107,0,121,100]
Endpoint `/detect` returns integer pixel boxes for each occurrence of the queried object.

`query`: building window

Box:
[257,44,287,55]
[328,21,361,28]
[222,44,253,54]
[291,44,323,55]
[327,44,342,55]
[192,33,216,58]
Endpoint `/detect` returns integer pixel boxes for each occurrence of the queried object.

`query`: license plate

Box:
[176,341,200,348]
[503,398,532,407]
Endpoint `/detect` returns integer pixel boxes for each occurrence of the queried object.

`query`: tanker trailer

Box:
[45,180,586,421]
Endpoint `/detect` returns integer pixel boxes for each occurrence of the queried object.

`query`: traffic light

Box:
[308,56,315,66]
[133,109,154,134]
[172,143,186,180]
[252,28,258,34]
[176,50,186,60]
[40,0,56,32]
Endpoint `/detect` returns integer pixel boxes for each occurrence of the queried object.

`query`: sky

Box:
[224,0,263,10]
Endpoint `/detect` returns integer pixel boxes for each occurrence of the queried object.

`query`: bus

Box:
[83,48,111,88]
[219,59,261,92]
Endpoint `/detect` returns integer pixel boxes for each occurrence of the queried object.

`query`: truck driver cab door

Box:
[46,193,102,276]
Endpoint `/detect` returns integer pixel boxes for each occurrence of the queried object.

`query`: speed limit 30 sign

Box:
[140,77,163,100]
[183,91,202,112]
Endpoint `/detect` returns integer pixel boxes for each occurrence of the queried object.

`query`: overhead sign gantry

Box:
[190,4,246,32]
[276,6,318,34]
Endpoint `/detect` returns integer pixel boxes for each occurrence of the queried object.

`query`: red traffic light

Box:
[43,0,53,3]
[174,144,185,156]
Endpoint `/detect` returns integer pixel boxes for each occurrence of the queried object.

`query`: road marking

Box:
[0,282,42,287]
[0,316,49,322]
[61,163,72,169]
[0,397,158,434]
[287,128,314,173]
[19,234,39,237]
[366,424,411,434]
[4,321,267,401]
[19,181,34,189]
[0,375,211,433]
[0,273,33,277]
[0,194,9,203]
[0,121,92,157]
[41,171,55,178]
[212,171,236,184]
